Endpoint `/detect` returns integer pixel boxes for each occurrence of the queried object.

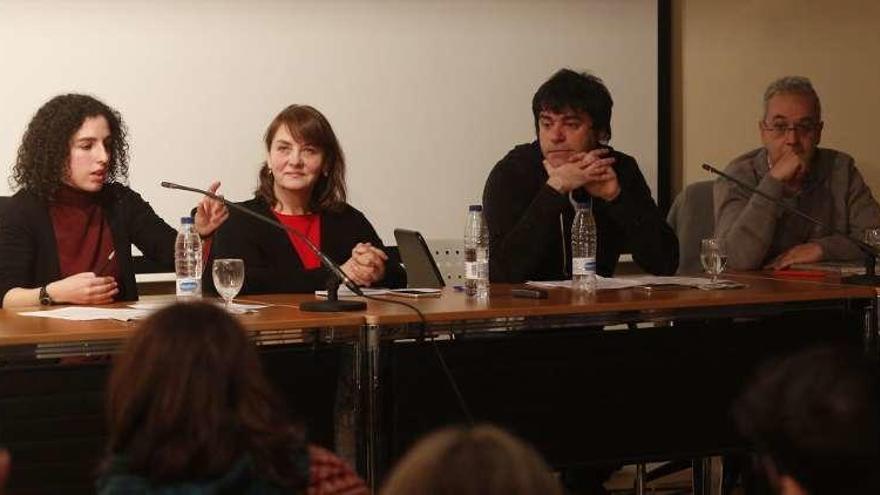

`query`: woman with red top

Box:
[0,94,228,308]
[209,104,404,294]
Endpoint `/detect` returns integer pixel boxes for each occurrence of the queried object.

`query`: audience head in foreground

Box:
[380,424,563,495]
[99,302,308,493]
[733,346,880,495]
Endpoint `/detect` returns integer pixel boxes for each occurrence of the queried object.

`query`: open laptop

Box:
[393,228,445,288]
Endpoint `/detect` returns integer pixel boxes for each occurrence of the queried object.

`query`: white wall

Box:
[0,0,658,243]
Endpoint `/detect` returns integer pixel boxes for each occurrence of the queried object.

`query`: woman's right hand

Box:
[47,272,118,305]
[341,243,388,287]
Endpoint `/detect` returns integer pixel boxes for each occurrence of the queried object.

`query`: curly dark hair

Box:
[11,93,129,198]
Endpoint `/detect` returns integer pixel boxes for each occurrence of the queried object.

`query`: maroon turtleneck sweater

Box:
[48,186,120,280]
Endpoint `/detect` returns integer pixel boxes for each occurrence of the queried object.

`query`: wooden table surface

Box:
[360,273,877,326]
[0,273,874,347]
[0,293,364,347]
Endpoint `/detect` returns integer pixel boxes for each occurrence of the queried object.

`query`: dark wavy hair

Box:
[256,104,346,212]
[532,68,613,143]
[103,302,306,488]
[11,93,129,199]
[733,346,880,494]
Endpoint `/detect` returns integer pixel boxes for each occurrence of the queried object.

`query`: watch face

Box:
[39,287,51,305]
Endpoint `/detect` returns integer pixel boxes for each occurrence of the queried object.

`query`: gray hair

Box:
[763,76,822,120]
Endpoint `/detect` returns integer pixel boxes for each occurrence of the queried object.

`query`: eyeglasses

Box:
[761,121,821,137]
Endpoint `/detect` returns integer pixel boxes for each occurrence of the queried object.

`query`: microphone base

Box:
[300,299,367,312]
[841,274,880,286]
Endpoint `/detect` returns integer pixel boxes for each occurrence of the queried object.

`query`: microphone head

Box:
[160,181,176,189]
[701,163,712,172]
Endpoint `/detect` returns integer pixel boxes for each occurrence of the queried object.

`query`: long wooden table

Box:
[357,274,878,488]
[0,276,876,493]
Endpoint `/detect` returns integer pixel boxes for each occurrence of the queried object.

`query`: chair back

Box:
[667,180,715,275]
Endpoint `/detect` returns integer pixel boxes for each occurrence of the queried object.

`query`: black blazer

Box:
[0,184,177,306]
[208,197,405,294]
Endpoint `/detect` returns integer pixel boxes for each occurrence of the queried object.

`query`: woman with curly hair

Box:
[0,93,228,307]
[98,301,367,494]
[209,104,404,294]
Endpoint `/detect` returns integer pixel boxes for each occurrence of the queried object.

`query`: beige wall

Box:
[673,0,880,198]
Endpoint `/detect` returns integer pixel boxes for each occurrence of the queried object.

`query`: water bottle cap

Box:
[468,204,483,212]
[180,216,194,224]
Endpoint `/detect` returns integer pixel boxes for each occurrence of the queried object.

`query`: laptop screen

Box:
[393,229,445,289]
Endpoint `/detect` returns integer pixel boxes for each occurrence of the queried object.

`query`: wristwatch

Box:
[39,285,54,306]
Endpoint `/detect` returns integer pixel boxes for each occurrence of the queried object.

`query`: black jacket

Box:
[209,197,405,294]
[0,184,177,306]
[482,141,678,282]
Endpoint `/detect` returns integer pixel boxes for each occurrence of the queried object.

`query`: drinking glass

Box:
[865,228,880,251]
[212,258,244,309]
[700,238,727,283]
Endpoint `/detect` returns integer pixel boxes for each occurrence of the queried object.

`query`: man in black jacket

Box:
[483,69,678,282]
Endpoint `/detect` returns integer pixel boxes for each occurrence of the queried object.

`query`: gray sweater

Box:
[714,147,880,270]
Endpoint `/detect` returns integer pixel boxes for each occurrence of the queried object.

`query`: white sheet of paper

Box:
[315,287,389,297]
[128,301,268,314]
[528,276,643,290]
[389,288,442,294]
[19,307,149,321]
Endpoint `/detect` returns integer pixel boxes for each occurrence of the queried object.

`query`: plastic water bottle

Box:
[571,202,597,295]
[464,205,489,299]
[175,216,203,297]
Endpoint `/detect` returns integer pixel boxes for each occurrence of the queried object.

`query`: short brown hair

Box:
[380,424,563,495]
[104,302,306,487]
[256,104,347,212]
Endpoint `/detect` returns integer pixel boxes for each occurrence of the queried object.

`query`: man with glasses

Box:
[714,76,880,270]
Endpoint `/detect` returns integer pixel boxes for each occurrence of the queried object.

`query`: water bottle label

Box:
[464,261,488,280]
[572,257,596,276]
[176,277,202,297]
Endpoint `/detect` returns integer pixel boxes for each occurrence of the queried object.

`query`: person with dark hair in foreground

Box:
[733,346,880,494]
[209,104,404,294]
[380,424,563,495]
[98,302,367,494]
[483,68,678,283]
[0,93,228,308]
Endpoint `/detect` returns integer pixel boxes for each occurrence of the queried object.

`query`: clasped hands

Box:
[341,242,387,287]
[544,148,621,201]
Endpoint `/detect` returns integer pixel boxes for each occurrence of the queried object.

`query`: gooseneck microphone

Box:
[161,181,366,311]
[702,163,880,285]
